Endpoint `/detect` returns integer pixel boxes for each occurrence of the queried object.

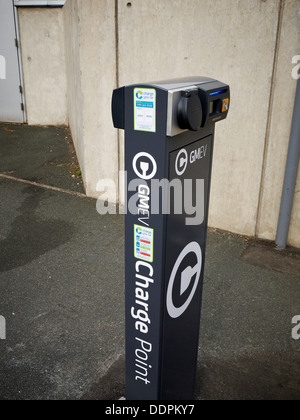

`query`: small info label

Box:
[134,88,156,133]
[134,225,154,263]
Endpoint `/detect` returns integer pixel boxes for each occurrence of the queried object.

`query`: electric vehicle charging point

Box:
[112,77,230,400]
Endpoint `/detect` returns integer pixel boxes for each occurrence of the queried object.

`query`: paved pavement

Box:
[0,124,299,400]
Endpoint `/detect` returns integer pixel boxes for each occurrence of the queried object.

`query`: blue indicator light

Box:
[210,90,226,96]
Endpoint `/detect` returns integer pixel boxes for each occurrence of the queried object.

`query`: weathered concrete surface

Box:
[63,0,119,201]
[1,184,299,400]
[18,8,68,126]
[118,0,280,238]
[0,179,299,400]
[63,0,85,189]
[0,178,125,400]
[82,231,300,401]
[0,124,83,193]
[0,125,299,400]
[256,0,300,248]
[241,239,300,276]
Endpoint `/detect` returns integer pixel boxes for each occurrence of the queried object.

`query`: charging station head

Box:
[177,89,203,132]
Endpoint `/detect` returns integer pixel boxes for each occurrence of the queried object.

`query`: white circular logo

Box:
[175,149,188,176]
[133,152,158,180]
[167,242,202,319]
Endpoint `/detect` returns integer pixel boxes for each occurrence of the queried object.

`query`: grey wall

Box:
[18,7,68,125]
[17,0,300,247]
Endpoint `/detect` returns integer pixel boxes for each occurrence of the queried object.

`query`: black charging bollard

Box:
[112,77,230,400]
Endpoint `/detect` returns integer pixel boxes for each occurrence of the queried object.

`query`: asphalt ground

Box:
[0,124,299,400]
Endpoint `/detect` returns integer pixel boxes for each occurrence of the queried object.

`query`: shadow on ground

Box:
[81,351,300,401]
[0,185,75,273]
[81,356,126,401]
[196,351,300,400]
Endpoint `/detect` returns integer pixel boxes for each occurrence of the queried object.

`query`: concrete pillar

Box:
[64,0,119,200]
[256,0,300,248]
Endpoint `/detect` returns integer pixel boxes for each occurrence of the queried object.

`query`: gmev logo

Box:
[175,145,208,176]
[133,152,157,181]
[0,55,6,80]
[292,55,300,80]
[292,315,300,340]
[0,316,6,340]
[176,149,188,176]
[167,242,202,319]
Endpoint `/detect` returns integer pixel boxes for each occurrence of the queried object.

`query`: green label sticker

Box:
[134,225,154,263]
[134,88,156,133]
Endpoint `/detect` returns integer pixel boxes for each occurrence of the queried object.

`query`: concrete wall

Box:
[63,0,119,199]
[256,0,300,247]
[117,0,300,247]
[118,0,280,238]
[18,7,68,126]
[63,0,84,179]
[18,0,300,247]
